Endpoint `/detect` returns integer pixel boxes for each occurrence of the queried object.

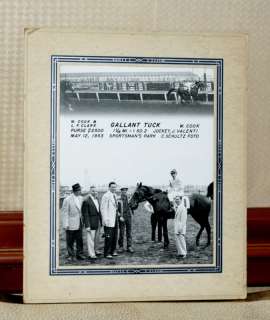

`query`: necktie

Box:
[113,194,117,206]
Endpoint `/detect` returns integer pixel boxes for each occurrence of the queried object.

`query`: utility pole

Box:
[204,72,208,103]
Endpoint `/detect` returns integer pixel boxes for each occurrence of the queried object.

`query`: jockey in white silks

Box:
[168,169,184,201]
[168,169,190,209]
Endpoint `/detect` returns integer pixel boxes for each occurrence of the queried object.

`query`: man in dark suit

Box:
[82,185,102,261]
[118,187,134,253]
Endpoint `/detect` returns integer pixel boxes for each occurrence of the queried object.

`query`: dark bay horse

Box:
[187,193,212,246]
[190,81,206,101]
[167,86,190,103]
[167,81,206,103]
[129,184,173,248]
[129,183,213,248]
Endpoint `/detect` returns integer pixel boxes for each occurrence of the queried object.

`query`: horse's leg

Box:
[205,220,211,247]
[162,218,169,248]
[151,214,157,241]
[157,218,163,242]
[196,224,205,246]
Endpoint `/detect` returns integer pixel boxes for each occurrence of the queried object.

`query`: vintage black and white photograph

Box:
[57,61,216,269]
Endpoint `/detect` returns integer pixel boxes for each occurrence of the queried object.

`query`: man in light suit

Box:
[173,193,187,258]
[62,183,84,262]
[100,182,119,259]
[82,185,102,261]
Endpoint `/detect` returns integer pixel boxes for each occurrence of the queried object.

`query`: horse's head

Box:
[129,183,150,210]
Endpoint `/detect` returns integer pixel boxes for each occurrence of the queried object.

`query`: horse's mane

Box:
[141,185,154,194]
[140,185,163,197]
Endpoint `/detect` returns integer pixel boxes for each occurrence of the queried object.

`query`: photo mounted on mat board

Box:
[24,30,247,302]
[54,59,219,274]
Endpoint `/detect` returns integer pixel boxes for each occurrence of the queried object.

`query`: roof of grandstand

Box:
[61,71,200,81]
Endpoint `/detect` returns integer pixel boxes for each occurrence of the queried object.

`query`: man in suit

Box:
[62,183,84,262]
[93,188,103,257]
[173,193,187,258]
[100,182,119,259]
[118,187,134,253]
[82,185,102,261]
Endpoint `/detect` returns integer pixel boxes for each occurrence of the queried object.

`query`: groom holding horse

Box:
[129,182,213,249]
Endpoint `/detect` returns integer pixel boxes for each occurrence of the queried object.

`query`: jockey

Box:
[168,169,184,202]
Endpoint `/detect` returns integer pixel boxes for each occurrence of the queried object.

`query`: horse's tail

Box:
[206,182,214,200]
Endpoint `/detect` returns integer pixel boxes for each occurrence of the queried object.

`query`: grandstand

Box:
[61,71,214,103]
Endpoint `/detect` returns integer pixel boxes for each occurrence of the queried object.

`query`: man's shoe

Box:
[112,252,118,256]
[95,251,102,256]
[105,255,113,259]
[66,256,75,262]
[127,247,134,253]
[76,254,85,260]
[118,247,124,253]
[88,256,97,261]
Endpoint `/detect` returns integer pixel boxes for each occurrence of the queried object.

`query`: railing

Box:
[65,89,214,103]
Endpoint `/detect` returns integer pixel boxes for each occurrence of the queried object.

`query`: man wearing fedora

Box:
[82,185,102,261]
[118,187,134,253]
[100,182,119,259]
[62,183,84,262]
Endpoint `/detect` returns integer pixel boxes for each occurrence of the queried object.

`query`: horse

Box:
[187,192,212,246]
[167,85,191,103]
[190,81,206,102]
[60,79,80,111]
[129,184,174,248]
[167,81,206,104]
[129,182,213,248]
